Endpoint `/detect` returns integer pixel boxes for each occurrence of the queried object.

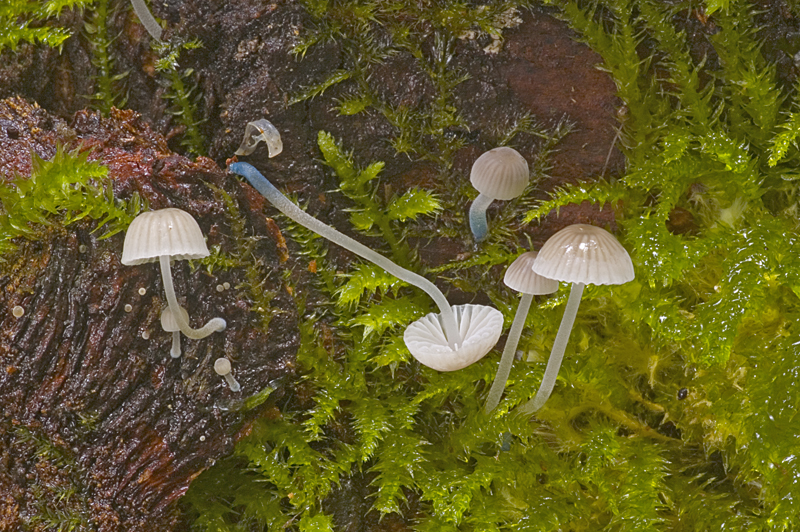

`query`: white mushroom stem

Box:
[468,193,494,242]
[484,293,533,413]
[159,255,227,339]
[214,358,241,392]
[129,0,163,41]
[170,332,181,358]
[518,282,585,415]
[229,162,462,348]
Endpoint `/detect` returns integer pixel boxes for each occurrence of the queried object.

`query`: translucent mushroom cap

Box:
[214,357,232,376]
[121,208,209,265]
[403,304,504,371]
[504,251,559,295]
[160,306,189,332]
[470,147,530,200]
[532,224,634,285]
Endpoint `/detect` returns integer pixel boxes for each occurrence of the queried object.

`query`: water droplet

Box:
[138,287,147,296]
[199,435,206,442]
[124,304,133,313]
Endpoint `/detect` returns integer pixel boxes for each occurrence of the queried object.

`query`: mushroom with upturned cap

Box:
[484,251,558,413]
[214,357,241,392]
[160,305,190,358]
[403,304,504,372]
[518,224,634,414]
[228,161,475,352]
[121,208,226,352]
[235,119,283,158]
[468,147,529,241]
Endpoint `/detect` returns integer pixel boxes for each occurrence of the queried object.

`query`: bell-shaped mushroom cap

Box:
[470,147,530,200]
[532,224,634,286]
[404,304,504,372]
[121,208,209,266]
[504,251,559,295]
[160,306,189,332]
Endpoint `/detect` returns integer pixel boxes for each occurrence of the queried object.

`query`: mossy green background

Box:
[4,0,800,530]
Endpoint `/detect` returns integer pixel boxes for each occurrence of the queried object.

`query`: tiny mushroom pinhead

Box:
[213,357,241,392]
[121,208,226,347]
[161,305,190,358]
[403,304,504,372]
[235,119,283,157]
[518,224,634,415]
[484,251,558,413]
[468,147,529,241]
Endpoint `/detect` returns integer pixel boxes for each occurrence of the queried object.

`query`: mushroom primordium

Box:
[214,357,241,392]
[468,147,529,242]
[160,305,190,358]
[228,162,505,369]
[484,251,558,413]
[518,224,634,414]
[121,208,226,353]
[129,0,163,41]
[235,119,283,157]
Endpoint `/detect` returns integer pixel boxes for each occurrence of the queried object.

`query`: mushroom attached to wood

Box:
[121,208,226,352]
[160,305,189,358]
[214,357,241,392]
[468,147,529,241]
[518,224,634,414]
[484,251,558,413]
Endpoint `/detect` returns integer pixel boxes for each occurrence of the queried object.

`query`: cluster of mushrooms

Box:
[120,122,634,413]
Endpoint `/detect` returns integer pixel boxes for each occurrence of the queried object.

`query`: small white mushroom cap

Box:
[121,208,209,266]
[404,304,504,371]
[160,306,190,332]
[470,147,530,200]
[504,251,559,295]
[532,224,634,286]
[214,357,232,376]
[235,119,283,158]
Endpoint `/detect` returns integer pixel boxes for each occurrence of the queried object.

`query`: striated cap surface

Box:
[404,304,503,371]
[121,208,209,265]
[470,147,529,200]
[504,251,559,295]
[532,224,634,285]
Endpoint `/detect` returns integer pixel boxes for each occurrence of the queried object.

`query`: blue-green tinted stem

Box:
[485,293,533,414]
[518,282,585,415]
[468,193,493,241]
[229,162,462,348]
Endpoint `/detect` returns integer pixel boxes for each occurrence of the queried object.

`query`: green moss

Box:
[0,0,93,52]
[0,146,140,260]
[184,0,800,530]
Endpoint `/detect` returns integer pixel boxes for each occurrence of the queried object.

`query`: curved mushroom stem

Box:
[229,162,462,348]
[468,193,494,242]
[484,293,533,414]
[170,332,181,358]
[518,282,585,415]
[159,255,227,339]
[129,0,163,41]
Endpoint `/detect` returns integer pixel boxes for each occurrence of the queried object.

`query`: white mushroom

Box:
[160,305,190,358]
[235,119,283,157]
[121,208,226,347]
[518,224,634,414]
[468,147,529,241]
[214,357,241,392]
[403,304,503,372]
[484,251,558,413]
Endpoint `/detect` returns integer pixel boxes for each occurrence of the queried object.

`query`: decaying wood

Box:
[0,97,299,531]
